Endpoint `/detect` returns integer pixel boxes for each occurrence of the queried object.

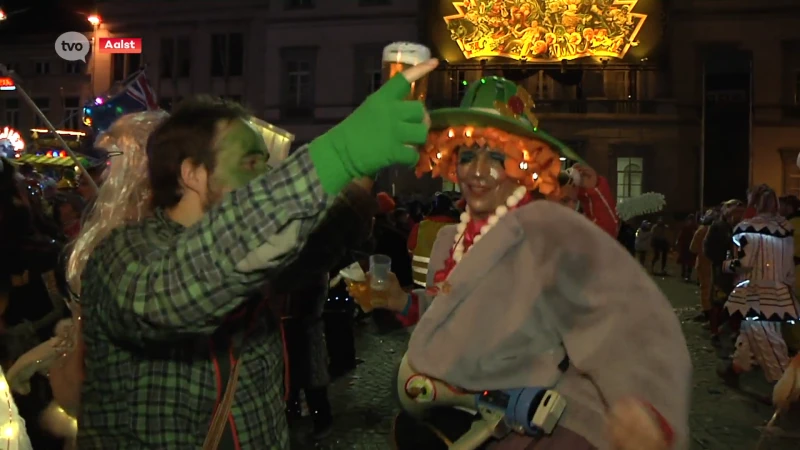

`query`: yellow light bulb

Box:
[2,423,15,438]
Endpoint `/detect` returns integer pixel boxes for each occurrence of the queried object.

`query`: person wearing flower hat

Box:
[351,76,691,449]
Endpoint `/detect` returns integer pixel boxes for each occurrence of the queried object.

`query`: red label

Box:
[0,77,14,88]
[98,38,142,54]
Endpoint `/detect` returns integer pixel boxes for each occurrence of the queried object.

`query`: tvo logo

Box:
[55,32,91,62]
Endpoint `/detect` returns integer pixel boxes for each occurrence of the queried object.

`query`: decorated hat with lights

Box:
[418,76,581,196]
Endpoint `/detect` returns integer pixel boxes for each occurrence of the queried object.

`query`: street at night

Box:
[297,265,799,450]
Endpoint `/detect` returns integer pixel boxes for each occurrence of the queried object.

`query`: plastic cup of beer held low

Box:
[382,42,431,101]
[339,263,372,312]
[368,254,392,304]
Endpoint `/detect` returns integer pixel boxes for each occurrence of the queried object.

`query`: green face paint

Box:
[211,119,270,191]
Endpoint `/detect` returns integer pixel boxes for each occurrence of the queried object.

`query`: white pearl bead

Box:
[474,235,482,242]
[507,196,519,207]
[515,186,527,198]
[456,223,466,233]
[495,206,508,216]
[487,215,499,225]
[460,212,470,222]
[480,225,491,235]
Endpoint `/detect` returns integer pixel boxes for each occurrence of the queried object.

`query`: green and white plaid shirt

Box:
[77,149,336,449]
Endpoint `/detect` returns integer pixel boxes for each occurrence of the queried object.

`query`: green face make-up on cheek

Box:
[213,121,270,190]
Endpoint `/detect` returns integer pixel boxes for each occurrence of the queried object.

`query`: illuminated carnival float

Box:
[442,0,647,61]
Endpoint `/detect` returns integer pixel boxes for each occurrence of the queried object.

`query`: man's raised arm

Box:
[82,58,440,341]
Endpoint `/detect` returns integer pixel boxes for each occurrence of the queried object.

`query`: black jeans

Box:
[651,239,669,271]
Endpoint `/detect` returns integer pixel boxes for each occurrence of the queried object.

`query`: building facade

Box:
[671,0,800,202]
[5,0,797,211]
[94,0,422,144]
[0,7,95,134]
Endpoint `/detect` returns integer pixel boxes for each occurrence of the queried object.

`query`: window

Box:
[161,37,192,79]
[369,68,382,94]
[63,61,82,74]
[4,98,19,128]
[176,38,191,78]
[616,157,643,200]
[35,61,50,75]
[582,70,605,98]
[4,63,20,74]
[159,38,174,78]
[281,47,317,116]
[33,98,50,127]
[64,97,81,130]
[287,61,313,106]
[210,33,244,77]
[112,54,142,82]
[604,70,629,99]
[794,71,800,105]
[781,149,800,197]
[286,0,314,9]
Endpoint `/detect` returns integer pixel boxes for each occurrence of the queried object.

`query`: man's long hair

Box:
[66,111,168,299]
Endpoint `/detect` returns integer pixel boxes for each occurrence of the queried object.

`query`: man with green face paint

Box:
[76,60,439,449]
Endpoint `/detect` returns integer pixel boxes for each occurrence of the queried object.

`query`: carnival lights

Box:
[443,0,648,62]
[30,128,86,137]
[0,370,33,449]
[87,14,101,26]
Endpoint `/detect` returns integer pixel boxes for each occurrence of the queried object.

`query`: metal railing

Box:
[426,96,681,116]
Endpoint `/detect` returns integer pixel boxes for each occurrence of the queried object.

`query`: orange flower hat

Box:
[416,76,583,199]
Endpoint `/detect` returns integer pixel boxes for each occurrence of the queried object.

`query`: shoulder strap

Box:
[202,361,242,449]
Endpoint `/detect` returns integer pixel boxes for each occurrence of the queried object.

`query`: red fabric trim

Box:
[643,401,674,448]
[228,414,242,450]
[426,215,456,223]
[744,207,756,219]
[407,222,420,251]
[432,193,533,286]
[210,340,223,412]
[577,176,619,237]
[395,292,420,327]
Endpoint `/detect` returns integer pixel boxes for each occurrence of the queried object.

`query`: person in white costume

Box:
[719,185,800,385]
[0,368,33,450]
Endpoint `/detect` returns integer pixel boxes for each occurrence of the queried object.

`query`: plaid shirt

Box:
[77,149,336,449]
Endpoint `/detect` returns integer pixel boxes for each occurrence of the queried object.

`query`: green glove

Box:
[309,74,428,194]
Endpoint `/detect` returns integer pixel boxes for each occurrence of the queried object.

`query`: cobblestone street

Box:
[291,265,800,449]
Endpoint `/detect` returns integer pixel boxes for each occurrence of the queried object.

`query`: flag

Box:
[83,68,159,133]
[125,70,158,110]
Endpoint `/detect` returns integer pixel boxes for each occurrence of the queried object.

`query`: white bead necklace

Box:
[452,186,528,263]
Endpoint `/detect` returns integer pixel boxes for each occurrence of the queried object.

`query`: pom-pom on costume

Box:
[391,77,691,450]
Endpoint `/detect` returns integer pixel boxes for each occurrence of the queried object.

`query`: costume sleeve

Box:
[556,237,692,450]
[577,176,619,237]
[703,223,728,266]
[689,227,706,255]
[83,148,337,341]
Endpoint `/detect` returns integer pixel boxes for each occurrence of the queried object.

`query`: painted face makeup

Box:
[211,119,270,193]
[456,144,521,220]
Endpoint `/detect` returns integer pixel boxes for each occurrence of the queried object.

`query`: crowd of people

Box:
[0,60,795,450]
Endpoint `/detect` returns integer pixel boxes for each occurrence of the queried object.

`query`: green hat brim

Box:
[429,108,585,164]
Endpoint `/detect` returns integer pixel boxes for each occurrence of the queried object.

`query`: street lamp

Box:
[0,9,7,21]
[87,15,101,96]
